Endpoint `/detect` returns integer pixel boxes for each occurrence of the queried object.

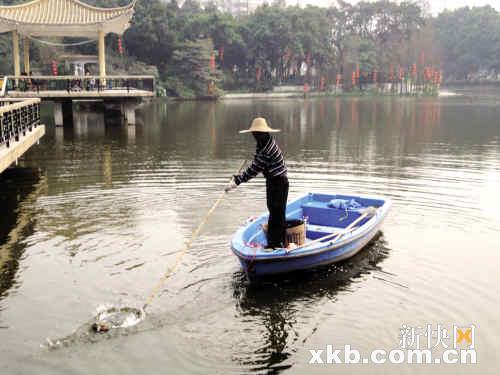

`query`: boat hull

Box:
[236,216,384,277]
[230,192,391,279]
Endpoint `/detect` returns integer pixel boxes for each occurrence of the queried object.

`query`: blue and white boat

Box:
[231,193,391,278]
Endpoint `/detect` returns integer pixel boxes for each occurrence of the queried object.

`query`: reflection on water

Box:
[0,169,45,299]
[0,97,499,374]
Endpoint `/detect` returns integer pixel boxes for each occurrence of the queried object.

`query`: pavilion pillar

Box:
[23,37,30,74]
[98,30,106,85]
[12,30,20,77]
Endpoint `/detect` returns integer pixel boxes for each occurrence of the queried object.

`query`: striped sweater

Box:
[234,136,287,185]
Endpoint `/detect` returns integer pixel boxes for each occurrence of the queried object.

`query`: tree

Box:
[165,38,221,98]
[124,0,174,73]
[327,1,355,74]
[0,34,12,75]
[435,6,500,80]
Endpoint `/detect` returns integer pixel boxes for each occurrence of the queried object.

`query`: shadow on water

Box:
[231,234,392,374]
[0,168,46,300]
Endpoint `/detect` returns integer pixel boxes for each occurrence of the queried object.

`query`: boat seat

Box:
[307,224,343,234]
[306,224,344,241]
[302,201,362,227]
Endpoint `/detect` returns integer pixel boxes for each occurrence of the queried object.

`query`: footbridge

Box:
[2,75,155,126]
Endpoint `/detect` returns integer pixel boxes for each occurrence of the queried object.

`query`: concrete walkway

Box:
[0,125,45,174]
[6,89,155,99]
[221,92,308,100]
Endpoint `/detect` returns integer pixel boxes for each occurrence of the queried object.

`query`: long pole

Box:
[142,160,246,311]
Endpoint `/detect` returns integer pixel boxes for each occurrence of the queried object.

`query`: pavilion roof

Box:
[0,0,136,36]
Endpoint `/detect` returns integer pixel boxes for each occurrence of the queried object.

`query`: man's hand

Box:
[225,181,238,193]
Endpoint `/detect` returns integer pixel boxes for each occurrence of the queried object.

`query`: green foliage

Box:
[124,0,175,72]
[165,38,221,98]
[357,39,377,71]
[435,6,500,80]
[0,34,13,75]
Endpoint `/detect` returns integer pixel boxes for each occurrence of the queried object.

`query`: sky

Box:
[426,0,500,14]
[291,0,500,15]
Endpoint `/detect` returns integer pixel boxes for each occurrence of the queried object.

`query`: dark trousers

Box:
[266,175,289,248]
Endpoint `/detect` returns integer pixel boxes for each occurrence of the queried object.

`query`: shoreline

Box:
[167,89,456,101]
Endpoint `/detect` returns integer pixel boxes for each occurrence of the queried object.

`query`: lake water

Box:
[1,95,499,374]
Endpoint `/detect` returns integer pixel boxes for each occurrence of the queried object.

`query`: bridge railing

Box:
[4,75,155,94]
[0,98,41,149]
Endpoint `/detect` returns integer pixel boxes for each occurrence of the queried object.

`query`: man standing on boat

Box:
[225,118,289,249]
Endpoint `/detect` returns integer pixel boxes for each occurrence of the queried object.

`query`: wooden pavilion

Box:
[0,0,136,78]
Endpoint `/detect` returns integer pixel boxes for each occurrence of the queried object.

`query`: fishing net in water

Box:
[44,306,146,349]
[92,307,145,332]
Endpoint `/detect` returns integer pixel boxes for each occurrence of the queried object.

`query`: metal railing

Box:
[4,75,155,94]
[0,98,41,148]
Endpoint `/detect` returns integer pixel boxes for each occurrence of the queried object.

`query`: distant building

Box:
[194,0,272,16]
[191,0,340,16]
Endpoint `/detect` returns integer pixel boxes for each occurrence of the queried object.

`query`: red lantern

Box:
[219,46,224,62]
[433,71,438,85]
[118,37,124,55]
[412,63,417,77]
[351,71,356,86]
[336,73,342,86]
[52,60,58,76]
[209,52,216,71]
[256,67,262,82]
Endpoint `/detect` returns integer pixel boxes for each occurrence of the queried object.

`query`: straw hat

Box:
[239,117,280,133]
